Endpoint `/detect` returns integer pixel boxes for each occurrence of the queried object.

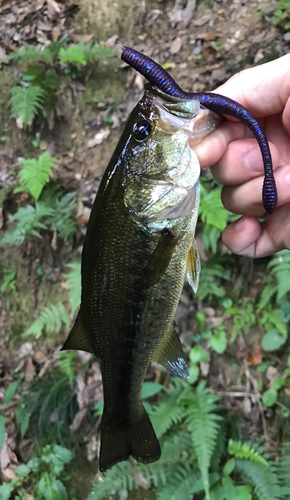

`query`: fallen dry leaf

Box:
[87,129,110,149]
[51,25,61,41]
[266,366,278,385]
[170,36,183,54]
[247,345,262,366]
[46,0,61,13]
[25,357,36,381]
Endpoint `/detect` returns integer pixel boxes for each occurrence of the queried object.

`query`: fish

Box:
[62,84,221,472]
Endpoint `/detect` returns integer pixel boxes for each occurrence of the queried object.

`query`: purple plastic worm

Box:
[121,46,277,214]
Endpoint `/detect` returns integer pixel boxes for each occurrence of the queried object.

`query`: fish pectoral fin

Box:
[151,323,189,379]
[143,228,179,288]
[186,238,201,293]
[61,311,93,354]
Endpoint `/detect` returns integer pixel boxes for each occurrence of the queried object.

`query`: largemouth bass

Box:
[62,85,221,472]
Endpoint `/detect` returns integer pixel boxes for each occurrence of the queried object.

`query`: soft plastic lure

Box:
[121,46,277,214]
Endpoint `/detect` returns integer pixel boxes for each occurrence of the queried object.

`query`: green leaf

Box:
[4,380,20,405]
[18,152,57,202]
[262,329,287,352]
[262,389,277,407]
[0,483,14,500]
[15,405,31,436]
[0,415,5,452]
[141,382,164,400]
[189,364,199,384]
[9,85,46,126]
[196,312,206,330]
[223,458,235,476]
[271,377,285,390]
[210,329,227,354]
[15,463,31,479]
[190,346,208,364]
[51,479,68,500]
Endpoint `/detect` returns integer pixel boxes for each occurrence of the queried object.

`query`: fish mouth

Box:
[146,85,221,143]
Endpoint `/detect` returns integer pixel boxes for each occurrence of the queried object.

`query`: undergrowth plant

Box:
[3,40,116,126]
[0,152,78,246]
[0,444,76,500]
[87,379,290,500]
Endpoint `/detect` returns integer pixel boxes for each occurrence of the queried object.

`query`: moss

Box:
[72,0,137,41]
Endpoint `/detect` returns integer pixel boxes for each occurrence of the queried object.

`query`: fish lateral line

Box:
[121,46,277,214]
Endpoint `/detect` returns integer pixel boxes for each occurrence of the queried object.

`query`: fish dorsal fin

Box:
[151,323,189,379]
[61,311,93,354]
[143,229,179,288]
[186,238,200,293]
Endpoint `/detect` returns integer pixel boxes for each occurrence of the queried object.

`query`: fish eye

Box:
[133,120,153,141]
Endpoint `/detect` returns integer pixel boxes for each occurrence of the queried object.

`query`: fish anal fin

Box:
[186,238,200,293]
[61,311,93,354]
[143,228,179,288]
[151,323,189,379]
[99,407,161,472]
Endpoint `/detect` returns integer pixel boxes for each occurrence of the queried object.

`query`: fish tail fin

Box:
[99,408,161,472]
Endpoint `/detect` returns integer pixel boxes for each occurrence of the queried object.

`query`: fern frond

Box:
[235,459,284,500]
[200,184,228,231]
[157,464,202,500]
[24,301,69,339]
[10,85,46,126]
[18,152,57,202]
[87,462,138,500]
[260,308,288,337]
[258,283,277,310]
[202,223,221,253]
[0,203,53,245]
[228,440,268,466]
[59,45,86,65]
[149,381,186,438]
[65,262,81,315]
[78,40,116,63]
[3,45,42,63]
[267,251,290,301]
[46,192,77,240]
[273,442,290,488]
[229,302,256,343]
[195,260,231,301]
[183,381,221,500]
[57,351,76,385]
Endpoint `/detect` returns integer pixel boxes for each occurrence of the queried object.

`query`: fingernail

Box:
[235,217,245,232]
[244,148,263,173]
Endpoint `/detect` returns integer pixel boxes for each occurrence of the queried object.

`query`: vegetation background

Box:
[0,0,290,499]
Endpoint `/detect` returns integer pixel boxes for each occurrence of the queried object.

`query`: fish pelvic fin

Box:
[151,323,189,379]
[99,407,161,472]
[186,238,200,294]
[61,311,93,354]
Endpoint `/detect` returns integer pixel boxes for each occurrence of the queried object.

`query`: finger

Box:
[214,53,290,117]
[211,139,281,186]
[222,206,290,258]
[221,164,290,215]
[193,119,246,169]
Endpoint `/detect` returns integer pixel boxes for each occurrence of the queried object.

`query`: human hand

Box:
[193,53,290,257]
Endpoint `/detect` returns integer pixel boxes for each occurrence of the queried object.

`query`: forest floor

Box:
[0,0,290,498]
